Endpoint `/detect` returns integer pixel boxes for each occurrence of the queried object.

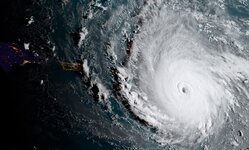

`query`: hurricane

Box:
[3,0,249,149]
[112,0,249,148]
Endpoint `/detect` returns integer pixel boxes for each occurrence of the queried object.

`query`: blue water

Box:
[47,0,249,149]
[4,0,248,149]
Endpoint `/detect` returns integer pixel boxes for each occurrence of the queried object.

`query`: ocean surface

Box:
[1,0,249,150]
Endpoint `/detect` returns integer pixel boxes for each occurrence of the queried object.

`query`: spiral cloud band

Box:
[117,2,249,147]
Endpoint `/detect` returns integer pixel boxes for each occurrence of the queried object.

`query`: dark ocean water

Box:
[1,0,249,150]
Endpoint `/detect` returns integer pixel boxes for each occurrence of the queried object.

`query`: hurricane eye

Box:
[177,82,190,95]
[181,87,187,94]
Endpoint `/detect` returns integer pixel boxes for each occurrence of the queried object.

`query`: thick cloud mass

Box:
[118,2,249,147]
